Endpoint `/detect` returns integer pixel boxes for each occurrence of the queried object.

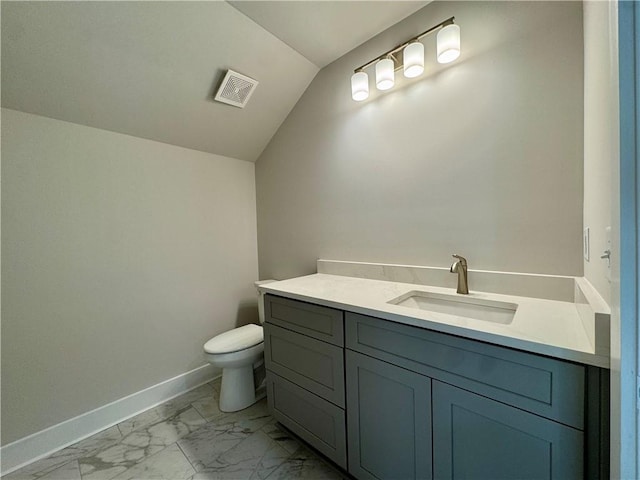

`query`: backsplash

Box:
[317,259,576,302]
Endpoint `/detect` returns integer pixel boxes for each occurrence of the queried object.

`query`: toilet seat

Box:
[204,324,263,354]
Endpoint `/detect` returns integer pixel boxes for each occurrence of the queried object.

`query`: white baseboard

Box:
[0,364,220,476]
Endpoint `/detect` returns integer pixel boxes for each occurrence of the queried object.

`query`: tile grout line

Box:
[174,441,195,471]
[173,441,197,479]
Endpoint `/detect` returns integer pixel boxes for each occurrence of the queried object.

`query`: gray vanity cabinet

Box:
[346,350,432,480]
[263,295,609,480]
[432,381,584,480]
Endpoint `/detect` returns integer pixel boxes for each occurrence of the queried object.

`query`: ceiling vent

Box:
[214,70,258,108]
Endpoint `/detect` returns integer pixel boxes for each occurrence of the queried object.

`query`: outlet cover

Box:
[583,228,590,261]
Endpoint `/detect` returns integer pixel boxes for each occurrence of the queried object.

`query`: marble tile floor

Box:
[4,379,347,480]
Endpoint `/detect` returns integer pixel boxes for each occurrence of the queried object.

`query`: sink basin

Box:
[388,291,517,324]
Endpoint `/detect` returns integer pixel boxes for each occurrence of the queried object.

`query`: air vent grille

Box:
[214,70,258,108]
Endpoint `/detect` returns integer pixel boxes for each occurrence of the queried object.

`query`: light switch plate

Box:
[583,228,590,261]
[605,226,612,281]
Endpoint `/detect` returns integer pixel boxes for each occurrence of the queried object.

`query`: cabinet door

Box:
[432,381,584,480]
[346,350,432,480]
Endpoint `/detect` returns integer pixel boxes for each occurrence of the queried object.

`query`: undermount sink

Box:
[388,290,518,324]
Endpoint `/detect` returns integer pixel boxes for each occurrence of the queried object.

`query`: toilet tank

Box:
[255,280,277,324]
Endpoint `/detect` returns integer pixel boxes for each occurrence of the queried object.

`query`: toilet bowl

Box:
[203,280,276,412]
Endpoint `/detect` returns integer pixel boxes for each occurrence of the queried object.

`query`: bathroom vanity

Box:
[260,269,610,480]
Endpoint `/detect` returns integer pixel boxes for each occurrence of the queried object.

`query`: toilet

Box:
[203,280,276,412]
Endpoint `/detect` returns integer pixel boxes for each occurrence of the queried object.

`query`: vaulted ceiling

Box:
[1,1,429,162]
[228,1,429,69]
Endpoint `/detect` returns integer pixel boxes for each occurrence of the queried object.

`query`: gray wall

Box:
[256,1,584,281]
[1,109,259,445]
[583,1,617,305]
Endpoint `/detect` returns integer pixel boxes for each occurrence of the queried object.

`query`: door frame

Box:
[617,1,639,478]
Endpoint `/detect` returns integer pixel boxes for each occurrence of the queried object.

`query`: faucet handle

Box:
[452,254,467,265]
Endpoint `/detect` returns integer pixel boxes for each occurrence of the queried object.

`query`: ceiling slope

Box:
[1,1,319,162]
[229,1,430,68]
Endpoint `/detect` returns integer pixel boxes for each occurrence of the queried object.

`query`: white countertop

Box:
[259,273,610,368]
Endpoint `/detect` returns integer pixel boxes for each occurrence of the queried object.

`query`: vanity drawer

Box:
[265,295,344,346]
[345,312,585,430]
[267,372,347,469]
[264,323,345,407]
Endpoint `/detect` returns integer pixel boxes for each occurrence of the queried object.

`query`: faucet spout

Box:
[450,254,469,294]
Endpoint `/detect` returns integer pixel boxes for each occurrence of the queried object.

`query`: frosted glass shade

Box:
[403,42,424,78]
[375,58,395,91]
[437,24,461,64]
[351,71,369,101]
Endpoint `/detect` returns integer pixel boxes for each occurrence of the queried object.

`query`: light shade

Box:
[437,24,461,63]
[403,42,424,78]
[375,58,395,91]
[351,71,369,101]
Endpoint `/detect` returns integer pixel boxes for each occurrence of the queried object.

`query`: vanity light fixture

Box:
[403,41,425,78]
[351,71,369,101]
[375,57,395,90]
[350,16,460,101]
[437,23,461,63]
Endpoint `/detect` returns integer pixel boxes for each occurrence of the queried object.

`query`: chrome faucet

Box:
[450,254,469,294]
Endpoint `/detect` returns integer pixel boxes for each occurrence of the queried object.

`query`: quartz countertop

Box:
[259,273,610,368]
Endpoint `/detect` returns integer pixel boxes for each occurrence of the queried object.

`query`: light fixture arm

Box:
[353,16,455,74]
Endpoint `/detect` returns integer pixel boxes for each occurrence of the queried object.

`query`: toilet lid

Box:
[204,324,264,354]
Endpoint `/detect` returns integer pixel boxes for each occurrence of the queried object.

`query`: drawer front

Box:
[265,295,344,346]
[265,323,345,407]
[346,312,585,429]
[267,372,347,469]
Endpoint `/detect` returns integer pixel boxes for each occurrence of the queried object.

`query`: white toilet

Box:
[203,280,276,412]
